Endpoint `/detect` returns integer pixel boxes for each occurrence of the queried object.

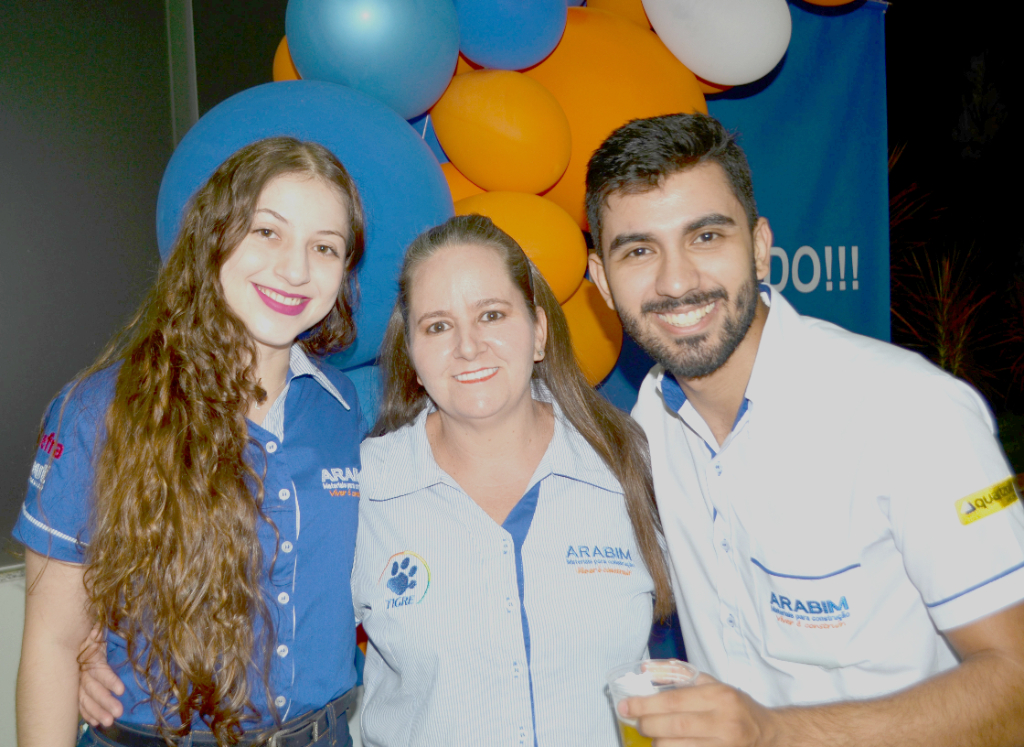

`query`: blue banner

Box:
[355,2,890,420]
[599,0,889,410]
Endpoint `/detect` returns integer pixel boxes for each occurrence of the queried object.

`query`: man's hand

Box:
[622,673,778,747]
[78,625,124,728]
[621,601,1024,747]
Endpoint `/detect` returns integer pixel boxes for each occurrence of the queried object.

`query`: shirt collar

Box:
[288,344,349,410]
[537,395,623,494]
[257,346,350,441]
[742,282,794,407]
[369,384,622,501]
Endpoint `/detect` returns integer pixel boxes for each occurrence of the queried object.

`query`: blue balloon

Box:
[455,0,567,70]
[156,80,454,369]
[286,0,460,119]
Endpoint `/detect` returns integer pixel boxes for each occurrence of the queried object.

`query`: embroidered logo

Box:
[321,467,359,497]
[39,432,64,459]
[29,461,51,490]
[770,593,850,629]
[956,478,1019,526]
[379,552,431,609]
[565,544,635,576]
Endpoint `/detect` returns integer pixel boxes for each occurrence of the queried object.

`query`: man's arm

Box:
[17,549,94,747]
[623,601,1024,747]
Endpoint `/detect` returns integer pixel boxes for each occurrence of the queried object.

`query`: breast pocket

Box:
[750,557,867,669]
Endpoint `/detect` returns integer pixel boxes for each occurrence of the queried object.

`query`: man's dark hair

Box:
[585,113,758,256]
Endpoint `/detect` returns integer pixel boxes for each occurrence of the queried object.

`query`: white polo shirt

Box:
[352,401,654,747]
[632,287,1024,707]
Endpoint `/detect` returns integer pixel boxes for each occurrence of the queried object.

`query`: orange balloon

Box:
[587,0,651,29]
[432,71,572,194]
[454,192,586,304]
[273,36,300,82]
[455,53,483,75]
[441,162,486,203]
[524,8,706,227]
[561,279,623,386]
[696,75,732,95]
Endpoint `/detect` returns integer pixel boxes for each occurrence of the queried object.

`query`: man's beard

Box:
[617,272,759,381]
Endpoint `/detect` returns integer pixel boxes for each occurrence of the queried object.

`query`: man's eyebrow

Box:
[608,232,656,255]
[684,213,737,234]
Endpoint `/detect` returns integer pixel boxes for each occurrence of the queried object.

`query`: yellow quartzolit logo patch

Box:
[956,478,1020,526]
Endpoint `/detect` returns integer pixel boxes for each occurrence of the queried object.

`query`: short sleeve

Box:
[12,371,115,563]
[885,375,1024,630]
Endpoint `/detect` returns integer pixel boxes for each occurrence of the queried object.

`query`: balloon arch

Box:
[161,0,860,416]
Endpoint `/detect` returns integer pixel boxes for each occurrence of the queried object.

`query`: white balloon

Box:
[642,0,792,86]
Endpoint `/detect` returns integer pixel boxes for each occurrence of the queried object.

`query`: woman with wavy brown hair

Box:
[15,136,366,747]
[352,214,673,746]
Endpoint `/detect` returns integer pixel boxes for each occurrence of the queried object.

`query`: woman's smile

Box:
[254,283,311,316]
[453,367,499,383]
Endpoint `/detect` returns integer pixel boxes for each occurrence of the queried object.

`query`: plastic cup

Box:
[606,659,699,747]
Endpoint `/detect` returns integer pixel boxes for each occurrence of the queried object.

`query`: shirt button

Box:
[721,539,730,553]
[278,488,290,501]
[274,696,287,708]
[266,441,278,453]
[727,614,737,627]
[276,644,289,658]
[277,592,290,605]
[714,462,722,476]
[281,541,293,553]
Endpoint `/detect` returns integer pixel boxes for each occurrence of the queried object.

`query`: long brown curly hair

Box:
[372,214,673,620]
[78,137,365,744]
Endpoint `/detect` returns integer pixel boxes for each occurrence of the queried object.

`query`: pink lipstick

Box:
[254,284,310,316]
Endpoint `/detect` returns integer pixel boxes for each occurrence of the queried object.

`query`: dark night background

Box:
[1,1,1021,544]
[884,3,1023,466]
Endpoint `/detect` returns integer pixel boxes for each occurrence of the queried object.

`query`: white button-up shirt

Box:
[353,402,654,746]
[632,287,1024,707]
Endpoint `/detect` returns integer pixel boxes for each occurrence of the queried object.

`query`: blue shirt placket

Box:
[502,481,542,747]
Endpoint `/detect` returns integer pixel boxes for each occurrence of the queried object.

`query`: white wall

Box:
[0,564,26,746]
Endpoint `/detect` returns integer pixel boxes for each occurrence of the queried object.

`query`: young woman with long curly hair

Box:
[15,136,366,747]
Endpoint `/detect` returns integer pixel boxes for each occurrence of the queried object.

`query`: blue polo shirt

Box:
[14,346,362,728]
